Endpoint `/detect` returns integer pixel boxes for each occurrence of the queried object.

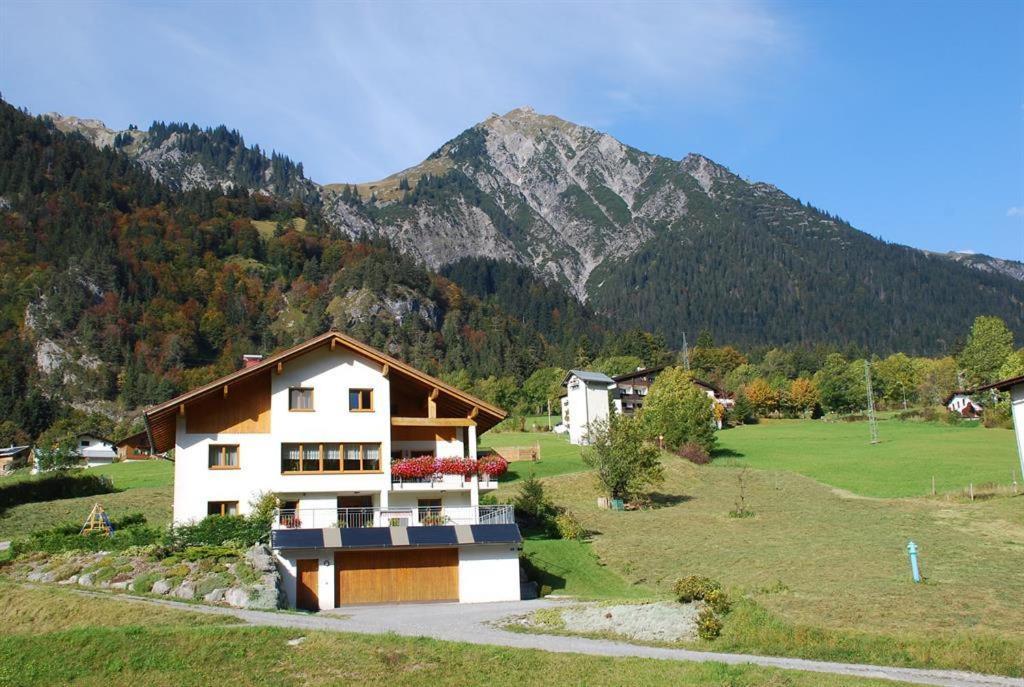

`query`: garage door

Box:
[335,548,458,605]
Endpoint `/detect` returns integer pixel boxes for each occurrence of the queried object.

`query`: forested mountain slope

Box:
[48,105,1024,355]
[0,100,601,437]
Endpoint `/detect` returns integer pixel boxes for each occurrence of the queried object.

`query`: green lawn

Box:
[521,533,651,600]
[715,419,1019,497]
[91,460,174,489]
[480,430,585,483]
[0,581,904,687]
[539,459,1024,675]
[0,485,172,540]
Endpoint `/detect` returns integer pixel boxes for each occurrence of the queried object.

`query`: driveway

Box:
[68,589,1023,687]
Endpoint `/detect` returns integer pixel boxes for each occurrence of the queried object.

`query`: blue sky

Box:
[1,1,1021,261]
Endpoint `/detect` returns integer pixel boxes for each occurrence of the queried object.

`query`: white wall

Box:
[458,545,521,602]
[566,376,610,445]
[173,346,392,523]
[276,549,336,610]
[1011,384,1024,482]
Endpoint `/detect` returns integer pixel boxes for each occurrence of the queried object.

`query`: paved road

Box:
[69,589,1022,687]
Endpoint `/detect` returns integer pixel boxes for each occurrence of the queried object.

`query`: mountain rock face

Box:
[931,251,1024,283]
[46,113,318,201]
[50,107,1024,353]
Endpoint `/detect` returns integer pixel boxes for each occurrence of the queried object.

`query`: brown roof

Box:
[612,365,724,395]
[974,374,1024,393]
[143,330,506,453]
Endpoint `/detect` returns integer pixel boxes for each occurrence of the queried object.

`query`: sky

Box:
[1,0,1021,261]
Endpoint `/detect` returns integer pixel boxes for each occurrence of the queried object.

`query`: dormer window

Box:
[349,388,373,412]
[289,387,314,411]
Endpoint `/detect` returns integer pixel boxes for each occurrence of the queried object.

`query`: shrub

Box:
[553,512,585,541]
[181,545,239,561]
[195,572,231,598]
[704,588,732,615]
[941,411,963,426]
[982,404,1013,429]
[133,571,162,593]
[0,472,115,513]
[12,516,163,556]
[170,515,267,548]
[673,575,721,603]
[514,474,555,528]
[677,442,711,465]
[696,606,723,640]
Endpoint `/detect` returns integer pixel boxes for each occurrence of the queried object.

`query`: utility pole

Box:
[865,360,880,444]
[681,332,691,371]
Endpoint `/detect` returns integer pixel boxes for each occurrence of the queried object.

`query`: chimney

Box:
[242,354,264,369]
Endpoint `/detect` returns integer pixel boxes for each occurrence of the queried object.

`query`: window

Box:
[280,443,382,473]
[349,388,373,412]
[208,444,239,469]
[80,440,90,447]
[207,501,239,516]
[289,387,314,411]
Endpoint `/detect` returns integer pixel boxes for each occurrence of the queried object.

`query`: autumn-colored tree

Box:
[744,378,778,417]
[788,377,819,417]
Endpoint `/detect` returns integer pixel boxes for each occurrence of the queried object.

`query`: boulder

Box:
[204,588,226,603]
[225,587,250,608]
[77,574,93,586]
[244,544,275,573]
[245,583,279,610]
[60,575,79,585]
[26,570,45,582]
[151,579,172,595]
[174,581,196,599]
[110,580,130,590]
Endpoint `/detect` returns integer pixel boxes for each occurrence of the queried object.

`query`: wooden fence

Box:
[487,444,541,463]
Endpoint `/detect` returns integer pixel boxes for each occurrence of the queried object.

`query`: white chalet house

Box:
[75,434,117,467]
[142,331,521,611]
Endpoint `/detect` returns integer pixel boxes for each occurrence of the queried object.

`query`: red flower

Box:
[476,456,508,478]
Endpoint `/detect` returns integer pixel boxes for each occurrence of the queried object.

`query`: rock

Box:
[174,581,196,599]
[245,584,279,610]
[26,570,45,582]
[151,579,172,595]
[39,571,59,583]
[60,575,79,585]
[287,637,306,646]
[204,588,226,603]
[244,544,275,573]
[110,580,130,590]
[77,574,93,586]
[225,587,250,608]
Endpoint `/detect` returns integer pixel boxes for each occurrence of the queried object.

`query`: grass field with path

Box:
[0,581,906,687]
[539,458,1024,675]
[715,419,1019,497]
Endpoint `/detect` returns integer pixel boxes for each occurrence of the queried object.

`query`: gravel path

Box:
[63,588,1022,687]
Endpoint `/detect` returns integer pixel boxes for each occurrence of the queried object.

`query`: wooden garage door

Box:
[335,548,458,605]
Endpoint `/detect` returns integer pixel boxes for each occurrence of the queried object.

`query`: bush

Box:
[677,442,711,465]
[169,515,268,548]
[696,606,723,640]
[12,514,163,556]
[514,474,555,528]
[553,512,585,541]
[181,545,239,561]
[133,571,162,593]
[982,404,1013,429]
[704,587,732,615]
[673,575,721,603]
[0,472,116,513]
[195,572,231,598]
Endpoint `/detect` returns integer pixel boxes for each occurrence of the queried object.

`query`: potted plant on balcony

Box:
[477,456,509,481]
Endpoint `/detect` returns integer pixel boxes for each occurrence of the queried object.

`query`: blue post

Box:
[907,541,921,583]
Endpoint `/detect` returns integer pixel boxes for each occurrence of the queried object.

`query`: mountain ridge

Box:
[44,106,1024,353]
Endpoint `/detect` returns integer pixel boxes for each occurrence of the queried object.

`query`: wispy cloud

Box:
[1,1,794,183]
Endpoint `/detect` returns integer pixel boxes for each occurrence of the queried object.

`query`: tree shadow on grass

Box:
[712,447,744,459]
[647,492,693,508]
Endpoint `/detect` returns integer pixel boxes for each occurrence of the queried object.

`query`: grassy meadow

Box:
[0,581,905,687]
[715,419,1019,497]
[0,461,173,540]
[481,429,587,483]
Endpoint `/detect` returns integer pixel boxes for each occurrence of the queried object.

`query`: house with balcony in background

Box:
[142,330,521,611]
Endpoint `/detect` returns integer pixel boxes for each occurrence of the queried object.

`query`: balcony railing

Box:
[273,504,514,530]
